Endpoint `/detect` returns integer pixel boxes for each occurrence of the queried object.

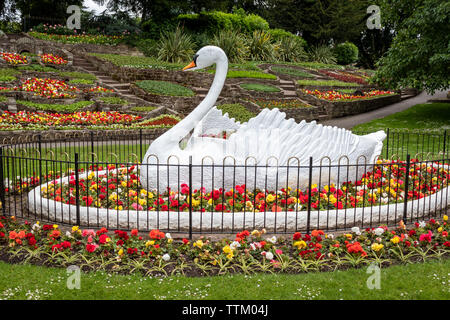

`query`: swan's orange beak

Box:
[183,61,196,71]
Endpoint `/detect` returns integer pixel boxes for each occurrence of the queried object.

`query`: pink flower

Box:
[131,203,143,211]
[82,229,95,237]
[419,230,433,242]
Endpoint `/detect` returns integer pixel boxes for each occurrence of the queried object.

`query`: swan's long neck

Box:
[150,55,228,151]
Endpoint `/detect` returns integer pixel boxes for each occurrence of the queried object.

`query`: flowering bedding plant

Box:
[319,70,369,85]
[1,52,29,65]
[38,159,449,212]
[40,53,68,65]
[303,89,395,102]
[0,214,448,276]
[247,98,310,109]
[29,31,124,46]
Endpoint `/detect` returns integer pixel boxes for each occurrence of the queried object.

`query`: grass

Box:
[16,100,94,112]
[353,103,450,133]
[131,106,157,112]
[271,66,314,78]
[99,97,128,105]
[0,259,448,300]
[240,83,280,92]
[136,80,195,97]
[90,53,184,70]
[208,69,276,80]
[352,103,450,159]
[292,61,345,70]
[217,104,256,123]
[0,75,16,82]
[68,78,95,85]
[297,79,360,87]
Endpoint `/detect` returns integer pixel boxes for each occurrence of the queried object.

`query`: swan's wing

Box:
[192,106,241,137]
[223,108,384,165]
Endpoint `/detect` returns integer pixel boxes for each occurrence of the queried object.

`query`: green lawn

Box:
[353,103,450,133]
[136,80,195,97]
[240,83,280,92]
[353,103,450,159]
[271,66,314,78]
[0,259,448,300]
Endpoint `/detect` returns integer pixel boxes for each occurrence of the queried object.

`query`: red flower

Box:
[86,243,98,253]
[149,229,165,240]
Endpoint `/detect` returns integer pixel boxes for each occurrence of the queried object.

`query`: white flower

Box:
[250,243,257,251]
[65,231,72,238]
[419,221,426,228]
[374,227,385,236]
[162,254,170,261]
[32,223,41,231]
[351,227,361,235]
[166,233,172,239]
[230,241,241,250]
[264,251,274,260]
[327,233,334,240]
[267,236,277,244]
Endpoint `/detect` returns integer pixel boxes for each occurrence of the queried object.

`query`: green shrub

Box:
[216,103,255,122]
[136,80,195,97]
[307,45,337,64]
[227,70,276,79]
[17,100,94,112]
[246,30,278,61]
[0,75,16,82]
[99,97,128,105]
[0,68,20,77]
[276,37,307,63]
[136,38,159,57]
[242,14,269,33]
[0,95,6,102]
[240,83,280,92]
[157,27,195,63]
[334,42,359,65]
[211,29,248,63]
[271,66,313,78]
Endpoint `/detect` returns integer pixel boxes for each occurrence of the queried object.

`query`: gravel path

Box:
[319,90,449,129]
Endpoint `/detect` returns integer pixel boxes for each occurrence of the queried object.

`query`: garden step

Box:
[283,91,298,97]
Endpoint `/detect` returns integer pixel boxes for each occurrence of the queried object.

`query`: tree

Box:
[375,0,450,93]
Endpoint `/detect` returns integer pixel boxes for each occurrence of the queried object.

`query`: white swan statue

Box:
[140,45,386,192]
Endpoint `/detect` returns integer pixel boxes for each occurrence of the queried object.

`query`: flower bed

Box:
[0,214,448,276]
[40,53,68,65]
[303,89,395,102]
[319,70,369,85]
[17,78,79,99]
[0,52,29,65]
[29,32,124,46]
[38,159,448,213]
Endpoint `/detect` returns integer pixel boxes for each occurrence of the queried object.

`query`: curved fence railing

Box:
[0,129,448,237]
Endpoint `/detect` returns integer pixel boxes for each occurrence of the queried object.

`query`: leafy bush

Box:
[211,29,248,63]
[136,80,195,97]
[307,45,337,64]
[136,39,159,57]
[242,14,269,33]
[157,27,195,63]
[17,64,57,72]
[240,83,280,92]
[0,68,19,82]
[216,103,255,122]
[67,78,94,85]
[276,37,307,62]
[334,42,359,65]
[268,29,307,46]
[246,30,278,61]
[131,106,157,112]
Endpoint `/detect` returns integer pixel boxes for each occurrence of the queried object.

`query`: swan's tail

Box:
[363,130,387,142]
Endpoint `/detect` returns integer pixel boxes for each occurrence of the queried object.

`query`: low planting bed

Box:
[269,65,315,80]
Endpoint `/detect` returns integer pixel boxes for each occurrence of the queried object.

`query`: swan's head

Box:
[183,46,227,71]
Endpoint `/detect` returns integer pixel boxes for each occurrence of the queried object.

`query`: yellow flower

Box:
[146,240,155,247]
[118,248,124,256]
[121,181,127,188]
[53,224,58,229]
[223,245,232,254]
[72,226,79,233]
[193,240,204,248]
[438,227,443,233]
[390,236,400,244]
[192,199,200,207]
[251,229,261,237]
[266,194,276,202]
[344,234,353,240]
[371,243,384,252]
[226,252,234,260]
[444,215,448,221]
[293,240,307,249]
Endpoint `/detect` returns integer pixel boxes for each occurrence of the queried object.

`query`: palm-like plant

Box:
[246,30,278,62]
[307,45,337,64]
[276,37,308,62]
[211,29,249,63]
[157,26,195,63]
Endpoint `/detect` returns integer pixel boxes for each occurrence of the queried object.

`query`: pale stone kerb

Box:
[27,166,450,232]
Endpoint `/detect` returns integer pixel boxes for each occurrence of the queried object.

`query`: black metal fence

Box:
[0,129,448,237]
